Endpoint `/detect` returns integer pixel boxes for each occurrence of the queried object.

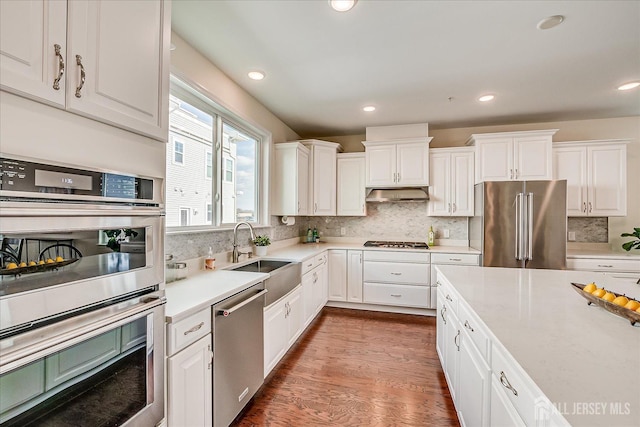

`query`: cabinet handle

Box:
[53,44,64,90]
[454,330,460,351]
[298,202,300,212]
[499,371,519,396]
[515,169,518,179]
[448,203,451,213]
[436,281,441,287]
[510,169,513,180]
[440,305,447,324]
[588,202,592,213]
[397,173,400,182]
[306,262,313,268]
[446,294,453,302]
[314,202,318,213]
[449,258,462,262]
[464,320,474,332]
[183,322,204,335]
[208,344,213,369]
[390,294,402,297]
[452,203,456,212]
[597,264,613,268]
[583,202,587,213]
[75,55,85,98]
[390,272,402,276]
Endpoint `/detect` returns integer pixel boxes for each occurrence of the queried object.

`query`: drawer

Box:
[167,308,211,356]
[567,258,640,273]
[364,261,429,285]
[491,343,542,426]
[434,274,458,313]
[363,283,429,308]
[458,301,489,361]
[301,251,327,275]
[431,253,479,265]
[364,250,430,263]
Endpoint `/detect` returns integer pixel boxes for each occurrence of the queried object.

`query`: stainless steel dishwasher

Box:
[212,282,267,426]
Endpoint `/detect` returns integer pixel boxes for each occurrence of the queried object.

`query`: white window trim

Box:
[179,207,191,227]
[205,151,213,180]
[172,137,185,166]
[166,74,272,233]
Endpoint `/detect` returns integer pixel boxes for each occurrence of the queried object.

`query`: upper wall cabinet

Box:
[362,138,432,187]
[553,140,628,217]
[272,142,310,216]
[466,130,557,183]
[301,140,342,216]
[428,148,474,217]
[0,0,170,141]
[337,153,366,216]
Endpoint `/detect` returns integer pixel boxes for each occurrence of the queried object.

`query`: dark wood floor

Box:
[233,307,459,426]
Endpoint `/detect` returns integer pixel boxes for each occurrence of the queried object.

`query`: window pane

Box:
[167,94,214,227]
[221,122,257,224]
[206,152,213,179]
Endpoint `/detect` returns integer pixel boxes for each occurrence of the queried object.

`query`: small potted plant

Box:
[253,234,271,257]
[621,228,640,251]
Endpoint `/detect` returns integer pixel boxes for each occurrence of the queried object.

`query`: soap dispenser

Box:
[428,226,435,246]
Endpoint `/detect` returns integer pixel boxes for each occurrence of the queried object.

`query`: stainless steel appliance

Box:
[364,240,430,249]
[0,154,165,426]
[230,260,301,306]
[213,283,267,426]
[469,180,567,269]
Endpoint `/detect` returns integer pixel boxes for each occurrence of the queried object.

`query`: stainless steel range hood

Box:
[365,187,429,202]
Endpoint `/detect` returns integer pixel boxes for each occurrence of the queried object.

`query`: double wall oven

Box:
[0,155,165,426]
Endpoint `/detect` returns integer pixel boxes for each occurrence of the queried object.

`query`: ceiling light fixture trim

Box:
[478,95,495,102]
[329,0,357,12]
[617,81,640,91]
[248,71,265,80]
[537,15,565,30]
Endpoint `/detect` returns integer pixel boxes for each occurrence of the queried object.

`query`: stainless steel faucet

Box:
[232,222,256,263]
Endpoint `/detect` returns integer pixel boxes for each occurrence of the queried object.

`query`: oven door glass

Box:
[0,310,160,426]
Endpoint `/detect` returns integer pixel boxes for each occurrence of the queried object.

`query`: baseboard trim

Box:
[326,301,435,316]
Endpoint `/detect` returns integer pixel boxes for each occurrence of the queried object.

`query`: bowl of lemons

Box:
[572,282,640,326]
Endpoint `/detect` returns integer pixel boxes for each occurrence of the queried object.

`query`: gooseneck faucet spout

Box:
[233,222,256,263]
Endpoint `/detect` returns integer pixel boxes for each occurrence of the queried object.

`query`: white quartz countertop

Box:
[436,265,640,427]
[567,248,640,260]
[165,270,268,323]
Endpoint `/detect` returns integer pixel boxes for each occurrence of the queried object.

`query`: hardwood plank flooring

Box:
[233,307,459,426]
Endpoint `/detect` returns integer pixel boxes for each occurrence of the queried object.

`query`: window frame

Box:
[166,74,271,233]
[173,139,185,166]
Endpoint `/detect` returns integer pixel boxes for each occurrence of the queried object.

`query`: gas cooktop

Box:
[363,241,429,249]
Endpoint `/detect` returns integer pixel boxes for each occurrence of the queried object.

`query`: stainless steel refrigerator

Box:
[469,180,567,269]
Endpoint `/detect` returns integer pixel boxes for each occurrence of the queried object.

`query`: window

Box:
[166,76,265,229]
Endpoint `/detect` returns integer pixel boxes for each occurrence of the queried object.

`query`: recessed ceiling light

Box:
[248,71,265,81]
[329,0,357,12]
[363,106,376,112]
[478,95,495,102]
[617,81,640,91]
[537,15,565,30]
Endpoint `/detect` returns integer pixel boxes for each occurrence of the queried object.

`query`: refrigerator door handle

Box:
[515,193,523,260]
[526,192,534,260]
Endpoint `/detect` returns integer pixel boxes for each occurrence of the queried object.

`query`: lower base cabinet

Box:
[490,376,526,427]
[167,335,213,427]
[264,285,303,377]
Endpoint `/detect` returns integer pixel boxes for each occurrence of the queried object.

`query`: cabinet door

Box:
[365,144,396,186]
[167,335,213,427]
[428,152,451,216]
[457,334,491,427]
[328,250,347,301]
[297,148,310,215]
[444,308,460,402]
[347,250,363,302]
[0,0,67,107]
[337,156,366,216]
[476,139,512,182]
[311,145,336,215]
[286,288,303,347]
[588,145,627,216]
[451,151,474,216]
[435,293,446,365]
[301,271,315,328]
[553,147,588,216]
[514,136,552,180]
[66,0,169,141]
[397,141,429,185]
[264,299,287,377]
[490,377,526,427]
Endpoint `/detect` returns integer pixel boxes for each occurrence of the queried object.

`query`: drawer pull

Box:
[464,320,474,332]
[390,294,402,297]
[499,371,518,396]
[306,262,313,268]
[183,322,204,335]
[436,281,441,287]
[449,258,462,262]
[440,305,447,324]
[390,272,402,276]
[446,294,453,302]
[454,330,460,351]
[597,264,613,268]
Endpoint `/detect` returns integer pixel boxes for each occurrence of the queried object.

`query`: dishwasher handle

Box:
[217,289,268,317]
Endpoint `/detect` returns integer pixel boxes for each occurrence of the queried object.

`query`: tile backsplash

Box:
[567,217,608,243]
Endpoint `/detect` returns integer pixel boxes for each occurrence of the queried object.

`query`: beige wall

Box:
[170,32,300,143]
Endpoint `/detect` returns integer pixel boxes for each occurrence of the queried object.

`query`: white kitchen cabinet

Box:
[0,0,170,141]
[490,376,526,427]
[362,138,432,187]
[347,250,363,303]
[553,140,628,216]
[442,291,460,403]
[264,285,303,377]
[430,253,480,309]
[167,335,213,427]
[337,153,366,216]
[301,252,328,328]
[457,328,491,427]
[301,140,341,216]
[428,148,474,216]
[314,253,329,313]
[272,142,310,216]
[328,250,347,301]
[567,255,640,286]
[467,130,557,183]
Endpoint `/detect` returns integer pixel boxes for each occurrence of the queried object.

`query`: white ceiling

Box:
[171,0,640,137]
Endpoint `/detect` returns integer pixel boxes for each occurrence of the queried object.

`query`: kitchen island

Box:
[435,265,640,427]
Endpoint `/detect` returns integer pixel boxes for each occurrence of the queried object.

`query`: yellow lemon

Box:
[624,300,640,311]
[6,262,18,270]
[583,283,597,293]
[55,256,64,262]
[592,288,606,298]
[28,261,36,266]
[602,292,616,303]
[636,307,640,313]
[612,296,629,307]
[18,262,27,268]
[46,258,55,264]
[38,260,45,265]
